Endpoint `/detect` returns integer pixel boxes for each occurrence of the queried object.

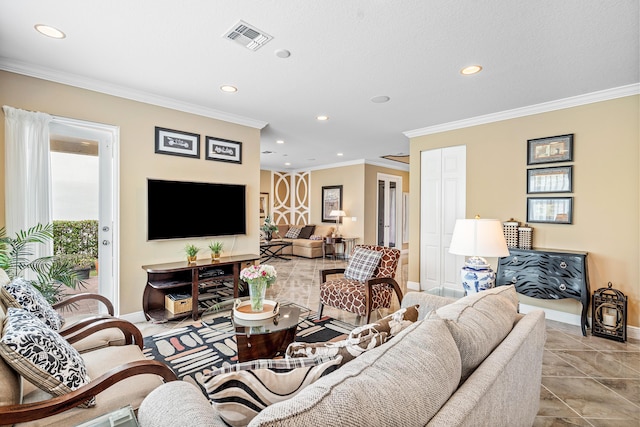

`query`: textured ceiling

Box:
[1,1,638,171]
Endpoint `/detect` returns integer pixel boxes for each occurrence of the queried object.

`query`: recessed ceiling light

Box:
[285,162,291,166]
[337,153,344,156]
[275,49,291,58]
[34,24,66,39]
[371,95,390,103]
[276,140,284,144]
[316,115,329,121]
[220,85,238,93]
[460,65,482,75]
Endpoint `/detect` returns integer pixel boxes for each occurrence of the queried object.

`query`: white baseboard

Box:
[519,303,640,341]
[119,311,147,324]
[406,280,420,291]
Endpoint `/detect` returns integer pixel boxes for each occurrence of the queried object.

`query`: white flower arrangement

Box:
[239,264,277,287]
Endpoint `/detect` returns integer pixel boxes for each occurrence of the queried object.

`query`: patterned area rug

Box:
[143,306,354,394]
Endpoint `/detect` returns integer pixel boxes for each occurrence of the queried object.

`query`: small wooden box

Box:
[165,293,192,314]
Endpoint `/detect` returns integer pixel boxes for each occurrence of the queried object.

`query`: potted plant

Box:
[261,215,278,241]
[59,254,95,280]
[209,241,223,260]
[0,223,86,304]
[185,244,200,263]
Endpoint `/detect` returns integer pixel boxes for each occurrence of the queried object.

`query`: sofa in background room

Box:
[271,224,335,258]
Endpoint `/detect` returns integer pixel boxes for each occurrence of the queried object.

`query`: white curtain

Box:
[2,105,53,260]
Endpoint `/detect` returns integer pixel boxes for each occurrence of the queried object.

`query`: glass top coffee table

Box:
[259,240,293,262]
[202,299,311,362]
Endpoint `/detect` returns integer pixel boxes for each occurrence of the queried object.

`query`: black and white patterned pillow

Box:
[284,226,302,239]
[343,247,383,282]
[1,277,64,330]
[203,356,341,427]
[0,308,95,407]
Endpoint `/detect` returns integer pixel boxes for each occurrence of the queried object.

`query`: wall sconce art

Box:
[592,282,627,342]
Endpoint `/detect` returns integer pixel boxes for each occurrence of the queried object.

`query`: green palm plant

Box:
[0,223,85,303]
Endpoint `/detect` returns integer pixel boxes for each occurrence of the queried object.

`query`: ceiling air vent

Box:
[223,20,273,51]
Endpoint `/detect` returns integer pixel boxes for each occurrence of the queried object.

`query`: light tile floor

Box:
[109,255,638,426]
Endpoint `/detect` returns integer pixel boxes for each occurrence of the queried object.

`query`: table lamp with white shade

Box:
[449,217,510,295]
[329,210,346,236]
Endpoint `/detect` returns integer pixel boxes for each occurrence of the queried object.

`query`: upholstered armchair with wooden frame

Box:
[0,307,177,426]
[53,292,130,352]
[318,244,403,324]
[0,267,127,353]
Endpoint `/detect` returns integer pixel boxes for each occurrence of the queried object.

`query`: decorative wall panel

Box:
[271,171,310,225]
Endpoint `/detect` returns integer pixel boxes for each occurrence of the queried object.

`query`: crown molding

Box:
[403,83,640,138]
[277,158,408,173]
[0,57,268,130]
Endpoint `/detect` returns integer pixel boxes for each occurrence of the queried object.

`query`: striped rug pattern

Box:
[143,307,354,395]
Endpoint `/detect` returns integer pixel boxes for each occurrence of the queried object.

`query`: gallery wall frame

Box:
[155,126,200,158]
[205,136,242,164]
[527,166,573,194]
[527,197,573,224]
[321,185,343,223]
[527,134,574,165]
[259,192,269,219]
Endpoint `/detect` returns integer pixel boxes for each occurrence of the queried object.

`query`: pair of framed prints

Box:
[154,126,242,164]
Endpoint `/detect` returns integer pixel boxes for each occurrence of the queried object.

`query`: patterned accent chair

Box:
[318,245,403,324]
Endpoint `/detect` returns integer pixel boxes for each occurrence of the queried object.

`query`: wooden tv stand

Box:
[142,254,259,322]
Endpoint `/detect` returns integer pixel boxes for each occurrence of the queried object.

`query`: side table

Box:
[322,237,346,260]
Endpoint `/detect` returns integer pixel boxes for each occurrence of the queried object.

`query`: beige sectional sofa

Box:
[138,286,547,426]
[273,224,335,258]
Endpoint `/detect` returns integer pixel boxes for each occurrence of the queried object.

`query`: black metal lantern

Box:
[592,282,627,342]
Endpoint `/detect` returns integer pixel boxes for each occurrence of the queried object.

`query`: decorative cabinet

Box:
[496,248,590,336]
[142,254,259,322]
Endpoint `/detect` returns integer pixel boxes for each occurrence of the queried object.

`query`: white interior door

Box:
[49,118,119,314]
[377,173,402,248]
[420,146,466,291]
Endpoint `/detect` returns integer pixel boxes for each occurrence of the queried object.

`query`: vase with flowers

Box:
[239,264,277,312]
[261,215,278,242]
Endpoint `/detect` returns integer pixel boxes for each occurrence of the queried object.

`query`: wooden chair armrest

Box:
[0,360,177,424]
[366,277,404,305]
[320,268,346,282]
[60,315,114,335]
[63,319,144,350]
[53,293,115,316]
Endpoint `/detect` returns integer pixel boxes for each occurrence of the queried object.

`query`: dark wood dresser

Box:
[496,248,590,336]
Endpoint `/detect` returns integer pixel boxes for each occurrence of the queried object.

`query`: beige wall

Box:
[310,164,365,240]
[0,71,261,315]
[409,95,639,327]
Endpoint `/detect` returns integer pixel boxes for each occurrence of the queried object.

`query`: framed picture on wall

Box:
[205,136,242,164]
[527,166,573,193]
[154,127,200,158]
[259,192,269,219]
[527,197,573,224]
[321,185,343,223]
[527,134,574,165]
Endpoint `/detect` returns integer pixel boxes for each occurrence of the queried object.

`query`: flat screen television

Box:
[147,179,246,240]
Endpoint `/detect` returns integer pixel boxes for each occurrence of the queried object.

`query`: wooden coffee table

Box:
[203,302,310,362]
